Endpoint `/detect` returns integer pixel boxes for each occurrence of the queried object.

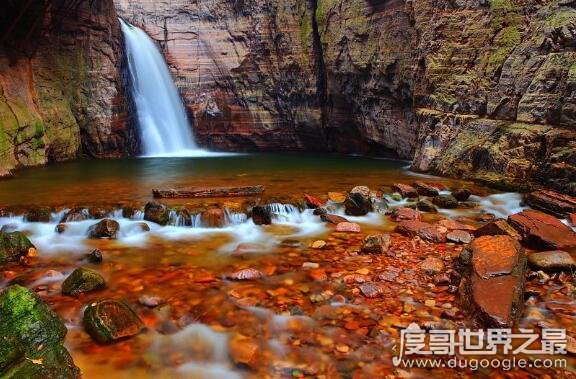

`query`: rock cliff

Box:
[0,0,138,176]
[116,0,575,194]
[0,0,573,195]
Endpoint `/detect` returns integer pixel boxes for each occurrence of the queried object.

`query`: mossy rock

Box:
[25,207,52,222]
[143,202,170,225]
[83,300,144,344]
[61,268,106,296]
[0,231,35,264]
[0,285,80,378]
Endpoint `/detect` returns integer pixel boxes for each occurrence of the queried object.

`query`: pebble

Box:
[302,262,320,269]
[424,299,436,307]
[310,240,327,249]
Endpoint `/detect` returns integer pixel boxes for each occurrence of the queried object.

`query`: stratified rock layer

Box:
[115,0,575,194]
[0,0,138,175]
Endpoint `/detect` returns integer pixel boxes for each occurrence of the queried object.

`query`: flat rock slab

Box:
[474,219,521,239]
[458,236,526,328]
[525,190,576,218]
[395,220,447,243]
[527,251,576,271]
[391,183,418,198]
[508,210,576,250]
[153,185,265,198]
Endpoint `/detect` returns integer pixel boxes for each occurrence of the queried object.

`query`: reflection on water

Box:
[0,153,457,206]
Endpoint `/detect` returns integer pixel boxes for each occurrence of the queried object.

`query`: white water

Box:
[120,19,219,158]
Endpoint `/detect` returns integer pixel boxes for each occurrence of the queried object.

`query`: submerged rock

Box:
[0,285,80,378]
[225,268,264,281]
[413,181,439,197]
[251,206,272,225]
[344,186,373,216]
[83,300,144,344]
[392,207,422,221]
[527,251,576,272]
[84,249,103,264]
[144,201,170,225]
[420,257,445,275]
[396,221,447,243]
[88,219,120,239]
[432,195,459,209]
[55,223,68,234]
[508,210,576,250]
[62,268,106,296]
[458,236,526,328]
[0,231,35,264]
[361,234,391,254]
[25,207,52,222]
[335,222,361,233]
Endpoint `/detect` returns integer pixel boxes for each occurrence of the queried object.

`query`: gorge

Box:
[0,1,575,378]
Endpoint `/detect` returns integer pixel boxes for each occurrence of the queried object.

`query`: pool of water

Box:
[0,153,479,207]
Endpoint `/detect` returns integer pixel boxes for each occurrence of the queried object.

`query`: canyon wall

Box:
[0,0,138,176]
[116,0,575,194]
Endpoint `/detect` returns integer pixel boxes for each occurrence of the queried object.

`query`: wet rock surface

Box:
[527,251,576,272]
[0,285,80,378]
[344,186,373,216]
[396,220,447,243]
[83,300,144,344]
[508,210,576,250]
[88,219,120,239]
[433,195,459,209]
[525,190,576,218]
[458,236,526,327]
[62,268,106,296]
[0,231,35,264]
[144,202,170,225]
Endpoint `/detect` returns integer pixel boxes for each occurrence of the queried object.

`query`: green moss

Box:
[316,0,338,28]
[0,285,79,378]
[546,9,576,29]
[0,231,35,264]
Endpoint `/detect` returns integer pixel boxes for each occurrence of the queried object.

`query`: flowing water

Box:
[1,154,573,377]
[121,19,207,157]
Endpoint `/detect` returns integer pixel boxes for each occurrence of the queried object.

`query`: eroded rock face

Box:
[458,236,526,328]
[0,0,138,176]
[113,0,575,193]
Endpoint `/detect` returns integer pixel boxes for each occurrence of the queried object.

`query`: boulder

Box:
[458,236,526,328]
[335,222,361,233]
[122,206,139,219]
[83,300,144,344]
[395,221,447,243]
[0,231,35,264]
[452,188,472,201]
[416,199,438,213]
[201,208,225,228]
[62,268,106,296]
[508,210,576,250]
[25,207,52,222]
[413,181,439,197]
[88,219,119,239]
[344,186,373,216]
[60,208,90,223]
[144,202,170,225]
[420,257,445,274]
[0,285,80,378]
[391,183,418,198]
[392,207,422,222]
[527,251,576,272]
[474,219,521,239]
[525,190,576,218]
[361,234,391,254]
[304,194,324,209]
[433,195,459,209]
[321,214,349,224]
[251,206,272,225]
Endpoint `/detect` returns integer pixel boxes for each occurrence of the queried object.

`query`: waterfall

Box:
[120,19,199,157]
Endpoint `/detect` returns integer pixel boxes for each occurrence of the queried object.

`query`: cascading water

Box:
[120,19,201,157]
